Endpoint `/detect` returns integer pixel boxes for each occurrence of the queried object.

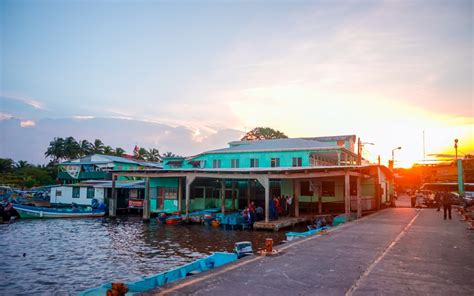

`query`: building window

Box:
[292,157,302,167]
[300,181,313,196]
[322,182,335,197]
[86,187,95,199]
[250,158,259,168]
[72,187,80,198]
[56,190,62,197]
[231,159,239,168]
[270,158,280,167]
[212,160,221,168]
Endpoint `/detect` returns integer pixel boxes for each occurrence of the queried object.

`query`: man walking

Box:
[442,191,452,220]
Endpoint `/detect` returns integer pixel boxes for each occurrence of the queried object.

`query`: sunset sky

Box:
[1,0,472,167]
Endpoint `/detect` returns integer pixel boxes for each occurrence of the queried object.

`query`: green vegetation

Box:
[0,158,56,189]
[45,136,167,162]
[45,137,128,163]
[241,127,288,141]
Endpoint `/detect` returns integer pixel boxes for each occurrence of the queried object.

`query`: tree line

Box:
[44,137,180,163]
[0,158,56,189]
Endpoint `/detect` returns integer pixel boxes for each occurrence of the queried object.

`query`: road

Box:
[144,204,474,296]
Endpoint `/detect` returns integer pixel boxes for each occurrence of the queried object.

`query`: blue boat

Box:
[286,226,330,241]
[12,204,106,219]
[79,252,238,295]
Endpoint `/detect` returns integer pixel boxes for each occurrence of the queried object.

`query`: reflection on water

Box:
[0,217,290,295]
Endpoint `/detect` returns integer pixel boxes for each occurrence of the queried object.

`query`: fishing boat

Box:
[234,241,253,258]
[79,252,238,295]
[12,204,106,219]
[286,226,330,241]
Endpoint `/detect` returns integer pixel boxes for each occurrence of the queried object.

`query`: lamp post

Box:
[357,137,375,165]
[391,146,402,167]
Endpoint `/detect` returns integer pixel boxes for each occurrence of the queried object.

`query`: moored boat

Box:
[286,226,330,241]
[12,204,106,219]
[79,252,238,295]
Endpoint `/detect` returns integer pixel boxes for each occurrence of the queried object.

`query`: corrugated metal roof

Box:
[205,138,343,154]
[61,154,162,168]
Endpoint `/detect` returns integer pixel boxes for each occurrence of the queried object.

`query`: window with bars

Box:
[231,159,240,168]
[212,159,221,168]
[292,157,302,167]
[250,158,259,168]
[270,158,280,167]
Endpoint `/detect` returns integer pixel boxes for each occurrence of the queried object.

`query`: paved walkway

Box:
[146,207,474,296]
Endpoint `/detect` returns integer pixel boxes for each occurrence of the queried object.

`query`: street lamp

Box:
[357,138,375,165]
[392,146,402,166]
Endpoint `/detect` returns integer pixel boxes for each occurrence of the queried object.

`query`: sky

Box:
[0,0,473,167]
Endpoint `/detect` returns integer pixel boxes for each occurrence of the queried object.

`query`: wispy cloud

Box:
[0,93,47,110]
[20,120,36,128]
[0,112,14,120]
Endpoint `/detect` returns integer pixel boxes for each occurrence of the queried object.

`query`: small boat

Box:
[165,214,182,225]
[12,204,106,219]
[79,252,238,295]
[286,226,330,241]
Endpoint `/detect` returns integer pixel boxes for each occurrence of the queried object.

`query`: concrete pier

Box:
[145,196,474,296]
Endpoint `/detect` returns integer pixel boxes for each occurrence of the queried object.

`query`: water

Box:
[0,217,291,295]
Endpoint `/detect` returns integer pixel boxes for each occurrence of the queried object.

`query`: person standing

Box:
[434,192,441,211]
[442,191,452,220]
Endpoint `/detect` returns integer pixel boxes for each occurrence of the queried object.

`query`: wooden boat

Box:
[12,204,106,219]
[165,214,182,224]
[79,252,238,295]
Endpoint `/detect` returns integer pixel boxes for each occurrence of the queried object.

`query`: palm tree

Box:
[91,139,105,154]
[134,147,148,160]
[45,137,66,162]
[78,140,93,156]
[63,136,81,159]
[161,151,180,158]
[14,160,32,169]
[147,148,161,162]
[115,147,126,156]
[103,146,115,155]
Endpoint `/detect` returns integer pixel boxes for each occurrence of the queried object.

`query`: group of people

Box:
[269,195,294,220]
[241,201,264,224]
[241,195,295,223]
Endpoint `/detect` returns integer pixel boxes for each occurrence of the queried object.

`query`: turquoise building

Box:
[112,135,394,223]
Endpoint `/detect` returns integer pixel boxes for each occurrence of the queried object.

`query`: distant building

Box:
[50,180,144,208]
[57,154,162,183]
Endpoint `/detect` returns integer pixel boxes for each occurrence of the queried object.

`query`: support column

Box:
[317,180,322,215]
[178,178,183,212]
[357,176,362,218]
[221,179,226,214]
[247,180,251,207]
[184,175,195,220]
[344,153,348,166]
[143,177,150,222]
[255,176,270,223]
[231,180,236,210]
[345,172,351,219]
[109,175,117,217]
[337,151,341,166]
[295,180,300,218]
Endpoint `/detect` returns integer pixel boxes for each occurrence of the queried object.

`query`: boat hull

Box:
[13,204,106,219]
[79,252,238,295]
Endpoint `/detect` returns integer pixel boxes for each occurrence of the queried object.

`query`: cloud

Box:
[0,112,13,120]
[0,93,47,110]
[20,120,36,128]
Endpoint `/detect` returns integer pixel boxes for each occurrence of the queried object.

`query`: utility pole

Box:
[454,139,458,161]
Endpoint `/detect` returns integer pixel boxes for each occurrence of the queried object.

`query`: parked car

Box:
[462,192,474,207]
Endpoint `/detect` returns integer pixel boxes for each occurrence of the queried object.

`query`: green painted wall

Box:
[164,149,345,169]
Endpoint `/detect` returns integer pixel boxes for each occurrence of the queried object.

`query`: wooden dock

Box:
[253,216,311,231]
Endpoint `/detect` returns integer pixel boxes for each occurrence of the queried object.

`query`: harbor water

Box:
[0,217,290,295]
